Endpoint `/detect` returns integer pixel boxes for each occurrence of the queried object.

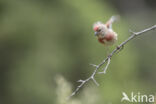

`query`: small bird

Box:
[93,16,119,46]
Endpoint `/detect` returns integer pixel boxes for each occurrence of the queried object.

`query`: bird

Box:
[93,16,119,46]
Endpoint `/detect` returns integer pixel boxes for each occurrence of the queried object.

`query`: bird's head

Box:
[93,21,107,37]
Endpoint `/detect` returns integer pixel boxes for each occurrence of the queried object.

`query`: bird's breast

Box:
[104,34,114,41]
[98,34,114,43]
[98,32,117,45]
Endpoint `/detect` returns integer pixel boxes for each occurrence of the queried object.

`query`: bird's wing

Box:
[105,15,120,29]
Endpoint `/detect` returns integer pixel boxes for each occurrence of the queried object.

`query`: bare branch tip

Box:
[77,79,84,82]
[92,78,99,86]
[90,63,98,68]
[98,71,106,74]
[129,29,136,34]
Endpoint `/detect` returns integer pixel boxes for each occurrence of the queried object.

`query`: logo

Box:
[121,92,155,103]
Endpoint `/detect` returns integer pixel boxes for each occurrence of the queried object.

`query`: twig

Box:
[98,57,111,74]
[68,24,156,99]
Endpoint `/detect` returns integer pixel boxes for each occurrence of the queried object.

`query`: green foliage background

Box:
[0,0,155,104]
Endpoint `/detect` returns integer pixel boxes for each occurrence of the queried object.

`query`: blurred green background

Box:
[0,0,156,104]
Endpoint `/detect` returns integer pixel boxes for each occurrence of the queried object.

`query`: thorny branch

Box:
[68,25,156,99]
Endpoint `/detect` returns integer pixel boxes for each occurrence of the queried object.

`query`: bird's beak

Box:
[94,32,98,36]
